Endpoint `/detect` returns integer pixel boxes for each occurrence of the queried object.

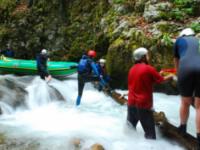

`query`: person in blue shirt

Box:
[36,49,51,82]
[96,58,110,91]
[1,47,15,58]
[76,50,106,106]
[174,28,200,149]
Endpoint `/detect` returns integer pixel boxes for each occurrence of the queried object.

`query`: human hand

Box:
[159,70,165,76]
[172,75,177,81]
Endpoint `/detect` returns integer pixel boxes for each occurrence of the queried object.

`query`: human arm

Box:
[163,74,174,82]
[90,61,108,87]
[91,61,100,76]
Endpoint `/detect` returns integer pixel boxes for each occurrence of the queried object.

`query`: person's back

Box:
[175,35,200,71]
[128,63,163,109]
[36,53,48,69]
[174,28,200,150]
[127,47,174,140]
[77,55,91,75]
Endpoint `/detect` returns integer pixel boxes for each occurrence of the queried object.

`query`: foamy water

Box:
[0,74,195,150]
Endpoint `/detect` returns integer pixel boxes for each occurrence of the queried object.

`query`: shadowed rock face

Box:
[0,77,28,109]
[48,85,65,101]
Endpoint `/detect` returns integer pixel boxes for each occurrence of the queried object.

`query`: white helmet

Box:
[41,49,47,54]
[99,59,106,64]
[179,28,195,37]
[133,47,148,61]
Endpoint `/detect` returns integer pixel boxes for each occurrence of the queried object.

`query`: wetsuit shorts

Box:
[127,105,156,139]
[178,71,200,97]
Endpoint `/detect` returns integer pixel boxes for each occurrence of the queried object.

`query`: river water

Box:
[0,75,195,150]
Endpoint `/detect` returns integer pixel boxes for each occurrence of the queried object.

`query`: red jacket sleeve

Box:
[149,66,164,84]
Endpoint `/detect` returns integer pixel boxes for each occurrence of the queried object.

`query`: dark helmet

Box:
[87,50,96,58]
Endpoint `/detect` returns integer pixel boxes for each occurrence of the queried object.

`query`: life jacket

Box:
[78,55,91,74]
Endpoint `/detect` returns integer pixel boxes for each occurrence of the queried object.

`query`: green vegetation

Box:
[171,0,200,16]
[113,0,126,4]
[190,22,200,32]
[0,0,199,88]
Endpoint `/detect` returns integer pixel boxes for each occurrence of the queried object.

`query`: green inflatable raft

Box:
[0,56,78,77]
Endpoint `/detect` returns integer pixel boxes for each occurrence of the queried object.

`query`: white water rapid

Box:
[0,74,195,150]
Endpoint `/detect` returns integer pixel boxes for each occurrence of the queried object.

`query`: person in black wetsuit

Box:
[174,28,200,149]
[36,49,51,82]
[75,50,106,106]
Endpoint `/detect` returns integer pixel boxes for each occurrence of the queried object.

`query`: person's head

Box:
[99,58,106,67]
[41,49,47,55]
[87,50,96,58]
[179,28,195,37]
[133,47,149,64]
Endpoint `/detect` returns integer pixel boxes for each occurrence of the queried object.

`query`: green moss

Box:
[0,26,12,49]
[111,38,124,48]
[113,0,126,4]
[0,0,16,10]
[190,22,200,32]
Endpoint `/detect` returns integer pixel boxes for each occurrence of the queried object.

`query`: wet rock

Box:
[143,2,172,22]
[0,77,27,109]
[91,144,105,150]
[48,86,65,101]
[152,21,180,34]
[154,111,167,124]
[71,138,82,150]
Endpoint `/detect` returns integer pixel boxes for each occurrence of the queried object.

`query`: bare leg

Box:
[195,98,200,150]
[195,97,200,133]
[180,96,193,125]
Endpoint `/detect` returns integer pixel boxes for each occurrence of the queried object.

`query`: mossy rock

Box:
[107,37,132,88]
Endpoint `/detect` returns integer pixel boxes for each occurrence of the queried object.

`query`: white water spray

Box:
[0,74,195,150]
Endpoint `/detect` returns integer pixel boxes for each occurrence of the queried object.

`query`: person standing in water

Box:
[127,47,174,139]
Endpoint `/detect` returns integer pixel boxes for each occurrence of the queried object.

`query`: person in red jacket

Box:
[127,47,174,139]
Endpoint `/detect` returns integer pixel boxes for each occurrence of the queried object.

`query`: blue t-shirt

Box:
[173,36,200,70]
